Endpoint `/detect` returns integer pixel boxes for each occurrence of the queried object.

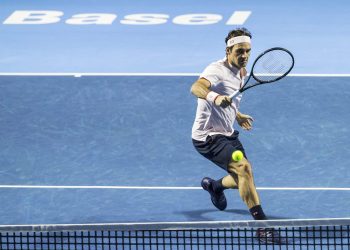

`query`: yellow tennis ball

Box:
[232,150,244,162]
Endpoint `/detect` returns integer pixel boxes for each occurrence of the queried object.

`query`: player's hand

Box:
[214,95,232,108]
[236,113,254,130]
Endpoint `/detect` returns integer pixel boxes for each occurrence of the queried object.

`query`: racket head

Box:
[250,47,294,84]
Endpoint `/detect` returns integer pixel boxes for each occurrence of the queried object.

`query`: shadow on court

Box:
[177,209,290,221]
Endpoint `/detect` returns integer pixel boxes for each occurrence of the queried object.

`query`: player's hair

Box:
[225,27,252,45]
[225,28,252,55]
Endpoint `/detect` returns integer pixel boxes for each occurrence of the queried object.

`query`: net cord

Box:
[0,218,349,233]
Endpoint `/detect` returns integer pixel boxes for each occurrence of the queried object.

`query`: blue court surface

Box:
[0,0,350,228]
[0,75,349,225]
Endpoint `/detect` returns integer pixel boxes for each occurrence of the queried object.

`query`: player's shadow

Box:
[177,209,289,221]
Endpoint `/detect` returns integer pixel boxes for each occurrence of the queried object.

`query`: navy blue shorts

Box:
[192,131,247,171]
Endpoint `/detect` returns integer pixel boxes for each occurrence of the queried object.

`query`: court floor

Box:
[0,75,349,225]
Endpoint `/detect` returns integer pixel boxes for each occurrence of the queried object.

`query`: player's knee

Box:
[239,164,253,179]
[228,160,252,179]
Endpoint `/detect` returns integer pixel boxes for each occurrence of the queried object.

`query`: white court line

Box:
[0,185,349,191]
[1,72,350,77]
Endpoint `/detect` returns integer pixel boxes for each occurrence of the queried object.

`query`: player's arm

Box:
[190,78,232,108]
[190,78,211,99]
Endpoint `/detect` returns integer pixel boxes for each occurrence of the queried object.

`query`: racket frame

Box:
[229,47,294,99]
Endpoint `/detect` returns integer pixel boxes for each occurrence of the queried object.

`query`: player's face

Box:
[228,43,251,69]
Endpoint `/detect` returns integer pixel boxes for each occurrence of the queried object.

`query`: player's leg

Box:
[222,174,238,189]
[193,135,228,210]
[194,133,242,210]
[227,158,266,220]
[227,152,285,243]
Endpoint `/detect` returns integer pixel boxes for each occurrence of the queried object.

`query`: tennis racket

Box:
[229,47,294,100]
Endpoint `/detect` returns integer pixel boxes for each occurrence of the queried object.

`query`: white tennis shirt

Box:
[192,58,244,141]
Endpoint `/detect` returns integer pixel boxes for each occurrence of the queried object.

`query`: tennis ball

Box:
[232,150,244,162]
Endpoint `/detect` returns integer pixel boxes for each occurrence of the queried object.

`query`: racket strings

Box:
[252,50,293,83]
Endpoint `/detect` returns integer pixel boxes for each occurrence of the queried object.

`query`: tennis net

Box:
[0,218,349,249]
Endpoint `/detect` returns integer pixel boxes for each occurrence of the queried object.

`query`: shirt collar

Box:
[223,57,241,78]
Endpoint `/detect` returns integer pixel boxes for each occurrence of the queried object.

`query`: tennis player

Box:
[191,28,283,243]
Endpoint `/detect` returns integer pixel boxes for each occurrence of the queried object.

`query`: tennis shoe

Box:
[255,228,287,245]
[201,177,227,211]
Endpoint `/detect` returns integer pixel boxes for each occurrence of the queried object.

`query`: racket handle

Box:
[229,90,240,100]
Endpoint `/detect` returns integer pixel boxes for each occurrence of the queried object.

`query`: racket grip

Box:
[229,90,240,100]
